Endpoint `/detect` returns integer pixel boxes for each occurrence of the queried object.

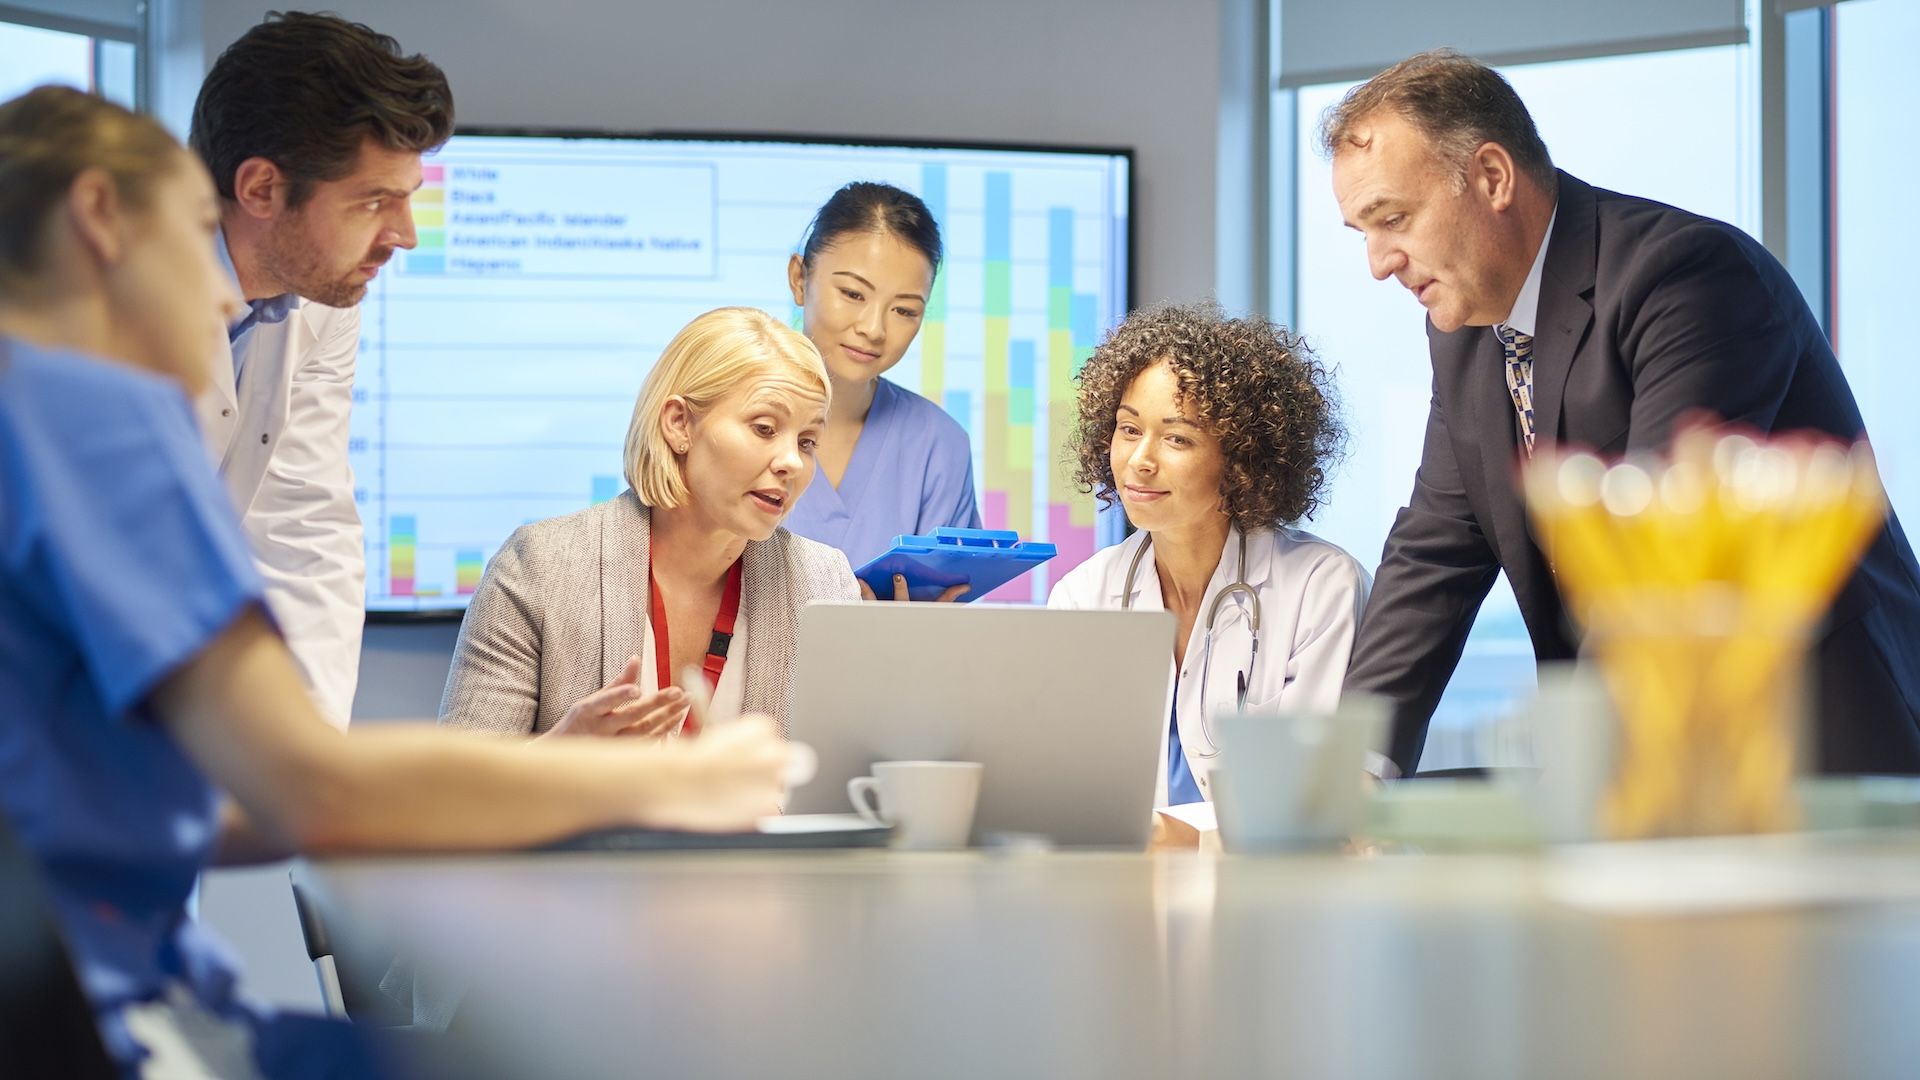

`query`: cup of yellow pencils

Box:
[1523,427,1887,839]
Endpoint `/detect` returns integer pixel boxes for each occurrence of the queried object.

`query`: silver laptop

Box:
[785,602,1174,847]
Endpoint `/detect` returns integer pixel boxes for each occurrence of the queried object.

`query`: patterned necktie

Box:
[1496,325,1536,456]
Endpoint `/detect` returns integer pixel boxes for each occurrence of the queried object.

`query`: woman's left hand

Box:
[860,573,970,603]
[543,656,690,739]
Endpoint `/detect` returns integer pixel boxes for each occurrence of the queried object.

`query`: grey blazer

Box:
[441,491,859,736]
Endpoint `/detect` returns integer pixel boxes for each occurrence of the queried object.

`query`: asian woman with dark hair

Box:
[782,182,980,600]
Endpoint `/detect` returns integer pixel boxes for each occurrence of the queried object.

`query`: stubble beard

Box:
[259,213,374,309]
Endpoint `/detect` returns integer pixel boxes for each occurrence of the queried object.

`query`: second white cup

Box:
[847,761,983,850]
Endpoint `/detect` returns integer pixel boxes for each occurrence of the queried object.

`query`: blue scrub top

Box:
[1167,676,1204,806]
[0,339,263,1034]
[783,377,982,570]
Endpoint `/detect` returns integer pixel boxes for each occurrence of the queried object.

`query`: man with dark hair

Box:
[190,11,453,725]
[1331,49,1920,777]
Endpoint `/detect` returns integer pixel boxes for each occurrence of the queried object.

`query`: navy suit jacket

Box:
[1345,171,1920,775]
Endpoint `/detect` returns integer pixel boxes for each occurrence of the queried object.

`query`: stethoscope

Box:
[1120,531,1261,757]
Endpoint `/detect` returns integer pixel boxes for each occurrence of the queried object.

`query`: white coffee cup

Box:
[1213,693,1389,851]
[847,761,983,850]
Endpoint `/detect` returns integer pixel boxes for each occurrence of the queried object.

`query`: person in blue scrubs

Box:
[0,87,792,1076]
[783,182,981,598]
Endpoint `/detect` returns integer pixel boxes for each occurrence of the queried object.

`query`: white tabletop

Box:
[311,835,1920,1079]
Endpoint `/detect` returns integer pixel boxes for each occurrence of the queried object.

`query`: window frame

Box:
[0,0,149,110]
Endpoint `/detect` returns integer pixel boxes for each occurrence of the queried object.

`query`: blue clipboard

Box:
[853,527,1058,602]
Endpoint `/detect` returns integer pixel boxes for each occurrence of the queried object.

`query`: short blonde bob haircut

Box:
[623,306,830,509]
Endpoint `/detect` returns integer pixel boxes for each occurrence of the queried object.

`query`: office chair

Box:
[288,866,412,1027]
[289,869,349,1017]
[0,812,117,1079]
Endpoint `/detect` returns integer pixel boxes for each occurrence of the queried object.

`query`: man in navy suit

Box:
[1329,49,1920,776]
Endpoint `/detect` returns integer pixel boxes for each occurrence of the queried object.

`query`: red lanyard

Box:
[647,556,743,736]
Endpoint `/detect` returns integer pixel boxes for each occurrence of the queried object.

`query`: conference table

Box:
[311,833,1920,1079]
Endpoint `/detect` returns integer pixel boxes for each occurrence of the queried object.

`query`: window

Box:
[0,15,139,109]
[1287,45,1761,770]
[1833,0,1920,531]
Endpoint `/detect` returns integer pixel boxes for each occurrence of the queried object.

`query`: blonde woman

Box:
[442,306,860,738]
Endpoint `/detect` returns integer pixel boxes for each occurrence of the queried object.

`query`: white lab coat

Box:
[195,299,365,727]
[1048,525,1371,805]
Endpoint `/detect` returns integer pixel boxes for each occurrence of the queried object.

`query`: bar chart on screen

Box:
[352,135,1130,612]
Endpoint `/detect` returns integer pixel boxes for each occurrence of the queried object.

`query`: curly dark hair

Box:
[1069,302,1345,531]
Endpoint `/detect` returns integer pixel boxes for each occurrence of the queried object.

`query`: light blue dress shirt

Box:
[212,228,297,379]
[1496,204,1557,340]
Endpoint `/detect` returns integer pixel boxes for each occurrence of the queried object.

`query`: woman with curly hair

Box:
[1048,303,1369,807]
